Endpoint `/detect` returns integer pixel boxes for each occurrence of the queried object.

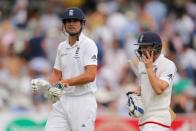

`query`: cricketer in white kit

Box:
[32,7,98,131]
[44,33,98,131]
[46,7,98,131]
[128,32,177,131]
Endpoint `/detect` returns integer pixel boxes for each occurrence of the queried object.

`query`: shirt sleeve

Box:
[54,47,61,70]
[159,62,176,86]
[84,41,98,66]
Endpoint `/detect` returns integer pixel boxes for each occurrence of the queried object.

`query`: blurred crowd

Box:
[0,0,196,116]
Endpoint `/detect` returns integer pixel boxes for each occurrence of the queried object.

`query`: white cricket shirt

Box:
[138,54,176,126]
[54,33,98,96]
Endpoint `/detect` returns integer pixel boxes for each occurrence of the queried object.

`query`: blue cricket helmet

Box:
[135,31,162,45]
[62,7,85,22]
[134,31,162,59]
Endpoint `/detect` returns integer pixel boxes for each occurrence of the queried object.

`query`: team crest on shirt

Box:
[75,47,80,55]
[73,47,80,58]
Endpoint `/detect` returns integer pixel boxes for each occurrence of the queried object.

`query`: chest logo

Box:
[73,47,80,58]
[75,47,80,55]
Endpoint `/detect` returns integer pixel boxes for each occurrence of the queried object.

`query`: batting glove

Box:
[48,82,64,103]
[31,78,50,93]
[126,92,145,118]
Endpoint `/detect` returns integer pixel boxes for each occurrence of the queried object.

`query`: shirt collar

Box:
[153,53,164,65]
[65,33,84,49]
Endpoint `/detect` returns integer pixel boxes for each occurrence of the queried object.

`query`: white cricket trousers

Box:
[140,123,170,131]
[44,93,97,131]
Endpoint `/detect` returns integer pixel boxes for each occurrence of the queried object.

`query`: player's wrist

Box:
[146,67,153,71]
[61,79,70,87]
[64,83,69,87]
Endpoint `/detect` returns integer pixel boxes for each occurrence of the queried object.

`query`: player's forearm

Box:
[49,69,62,85]
[61,65,97,87]
[61,73,95,86]
[146,68,166,95]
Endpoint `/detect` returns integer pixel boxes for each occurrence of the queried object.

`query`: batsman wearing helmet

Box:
[32,7,98,131]
[127,32,177,131]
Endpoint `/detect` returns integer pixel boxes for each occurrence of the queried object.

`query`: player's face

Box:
[140,45,153,57]
[64,19,82,35]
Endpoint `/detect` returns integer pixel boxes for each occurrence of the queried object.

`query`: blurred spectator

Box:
[28,57,51,78]
[0,20,16,51]
[107,12,129,41]
[2,49,32,112]
[185,0,196,19]
[11,0,29,28]
[173,78,193,113]
[99,39,128,89]
[24,28,46,60]
[144,0,167,31]
[95,39,105,70]
[39,4,61,33]
[43,28,64,64]
[137,2,156,31]
[27,8,40,31]
[173,7,194,44]
[179,45,196,84]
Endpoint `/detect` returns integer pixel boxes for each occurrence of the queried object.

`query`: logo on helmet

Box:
[69,9,74,16]
[139,35,143,43]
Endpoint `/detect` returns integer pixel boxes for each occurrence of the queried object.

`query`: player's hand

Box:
[142,51,153,69]
[31,78,50,93]
[48,82,64,103]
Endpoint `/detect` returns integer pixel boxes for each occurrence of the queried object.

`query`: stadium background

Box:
[0,0,195,130]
